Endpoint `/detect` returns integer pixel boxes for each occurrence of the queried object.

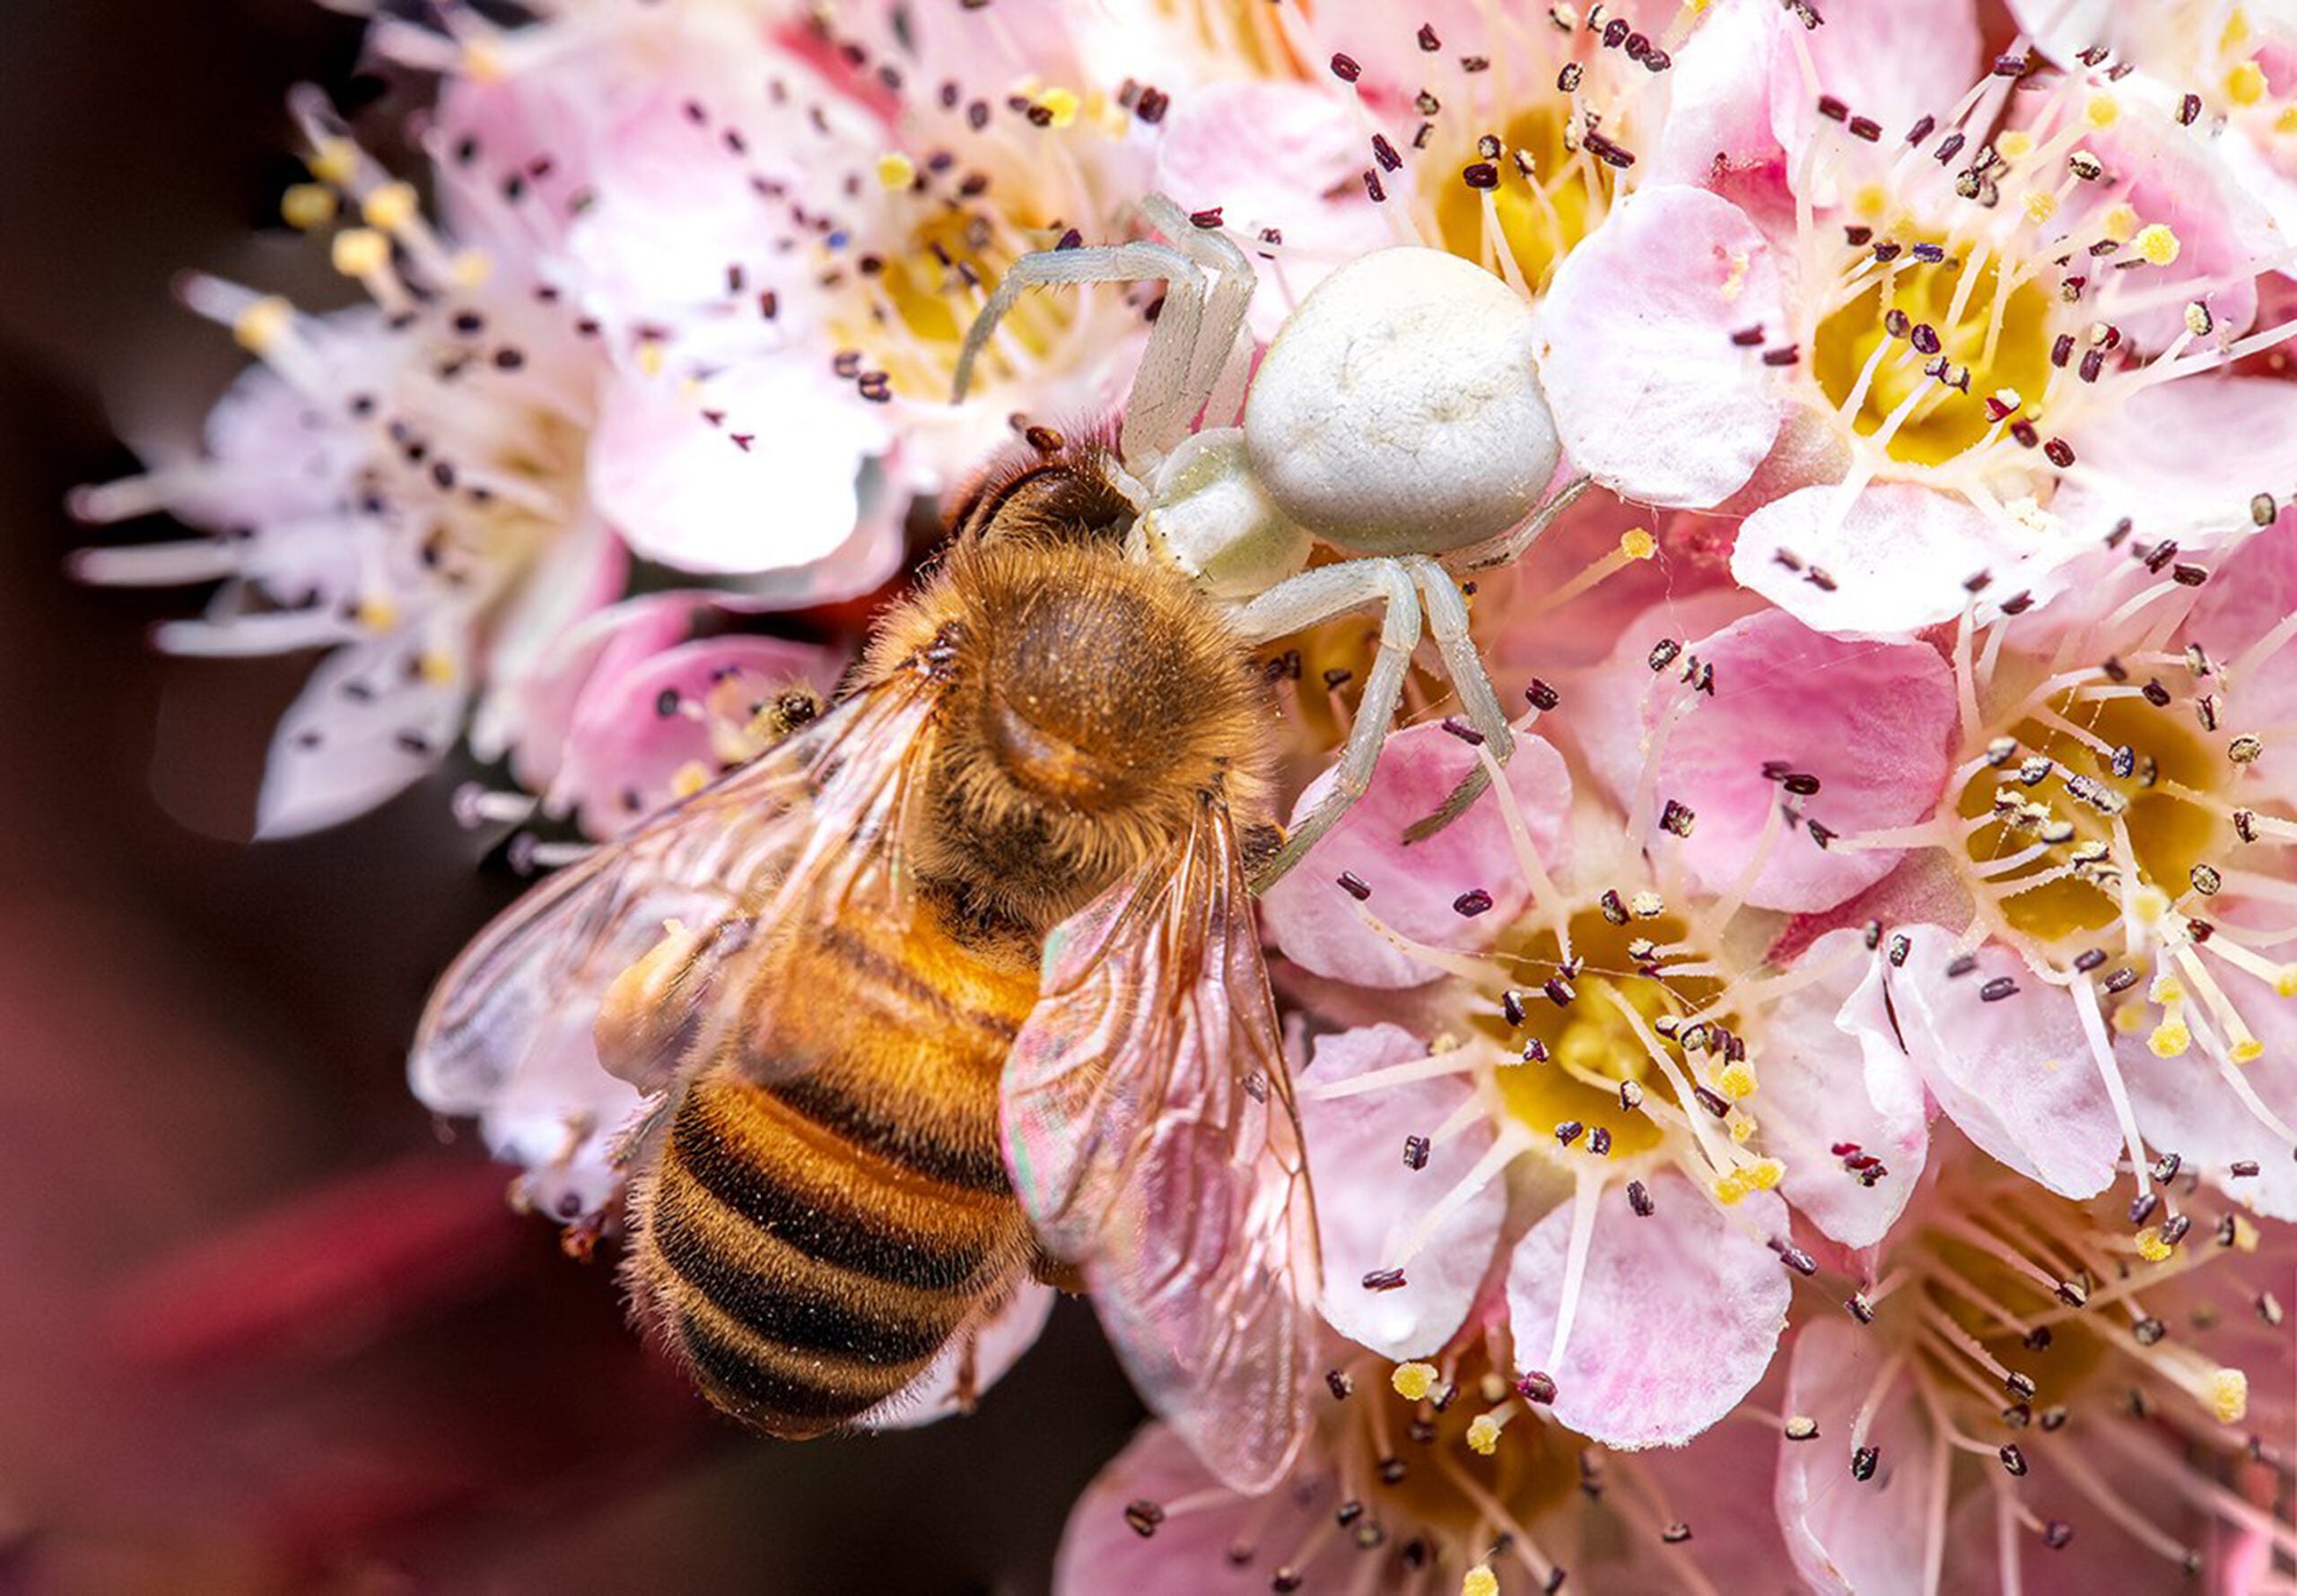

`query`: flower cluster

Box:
[87,0,2297,1590]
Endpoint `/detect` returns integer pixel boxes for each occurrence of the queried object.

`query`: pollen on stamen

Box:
[1391,1361,1438,1400]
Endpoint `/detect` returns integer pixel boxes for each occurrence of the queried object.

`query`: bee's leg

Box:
[954,1327,982,1416]
[949,239,1210,474]
[1398,555,1514,844]
[1134,194,1255,432]
[1231,559,1422,891]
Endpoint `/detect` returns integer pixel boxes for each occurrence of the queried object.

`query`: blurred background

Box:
[0,4,1145,1591]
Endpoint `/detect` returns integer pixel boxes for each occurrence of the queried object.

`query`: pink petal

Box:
[549,633,844,837]
[858,1283,1055,1432]
[1767,0,1982,165]
[1775,1317,1943,1596]
[2051,377,2297,560]
[1152,81,1389,342]
[465,1025,649,1226]
[255,634,468,839]
[1756,930,1932,1249]
[587,362,887,574]
[2003,0,2119,65]
[2055,103,2277,347]
[1536,186,1788,509]
[2188,508,2297,794]
[1733,480,2079,639]
[467,510,629,764]
[1505,1173,1793,1449]
[501,592,717,797]
[1053,1423,1350,1595]
[1298,1024,1506,1359]
[1258,724,1573,990]
[1844,932,2121,1199]
[1598,605,1958,913]
[1648,0,1786,185]
[2119,950,2297,1221]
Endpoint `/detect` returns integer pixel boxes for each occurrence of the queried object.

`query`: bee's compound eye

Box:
[1242,246,1559,556]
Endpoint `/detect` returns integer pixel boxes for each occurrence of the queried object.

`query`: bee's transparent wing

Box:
[412,670,945,1116]
[1001,795,1319,1495]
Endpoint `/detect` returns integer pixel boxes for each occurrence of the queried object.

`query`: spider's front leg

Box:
[1231,559,1423,891]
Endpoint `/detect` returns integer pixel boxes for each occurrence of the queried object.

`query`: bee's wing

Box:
[412,669,945,1115]
[1001,794,1319,1495]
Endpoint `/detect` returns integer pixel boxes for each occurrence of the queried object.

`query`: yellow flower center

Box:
[1431,104,1615,292]
[1476,910,1731,1161]
[1956,685,2223,947]
[1812,247,2057,467]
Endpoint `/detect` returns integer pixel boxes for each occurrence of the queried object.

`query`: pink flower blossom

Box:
[1774,1134,2296,1593]
[1542,1,2297,638]
[1263,707,1934,1450]
[72,92,895,837]
[1056,1334,1783,1595]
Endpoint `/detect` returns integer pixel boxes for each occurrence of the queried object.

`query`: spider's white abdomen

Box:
[1242,248,1559,556]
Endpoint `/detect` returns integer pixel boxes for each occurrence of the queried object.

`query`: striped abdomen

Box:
[627,911,1036,1435]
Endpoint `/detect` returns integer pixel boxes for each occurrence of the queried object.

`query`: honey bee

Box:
[415,195,1576,1492]
[413,440,1323,1490]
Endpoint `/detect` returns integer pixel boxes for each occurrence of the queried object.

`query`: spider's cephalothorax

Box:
[954,196,1584,885]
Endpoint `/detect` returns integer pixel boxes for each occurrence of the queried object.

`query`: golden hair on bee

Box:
[864,452,1276,938]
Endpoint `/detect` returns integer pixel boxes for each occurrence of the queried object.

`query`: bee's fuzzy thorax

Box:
[868,528,1276,934]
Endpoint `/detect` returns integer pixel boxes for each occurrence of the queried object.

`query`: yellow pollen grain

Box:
[1039,85,1080,128]
[362,181,419,232]
[2134,223,2182,266]
[2135,1226,2174,1263]
[2277,105,2297,135]
[1713,1170,1751,1206]
[2276,965,2297,999]
[2211,1367,2249,1424]
[231,295,294,355]
[1717,1061,1757,1098]
[1997,129,2037,161]
[2084,93,2122,128]
[417,650,457,686]
[1465,1414,1502,1455]
[308,136,358,186]
[2149,1022,2192,1058]
[280,183,336,230]
[1620,527,1656,560]
[1391,1362,1438,1401]
[450,249,493,289]
[355,596,398,632]
[1852,181,1888,217]
[671,760,712,798]
[1463,1568,1500,1596]
[638,342,666,378]
[463,40,506,83]
[1729,1115,1756,1144]
[2100,202,2140,244]
[2228,59,2269,106]
[877,151,917,191]
[2024,189,2060,224]
[2112,1001,2147,1035]
[1747,1157,1785,1190]
[2151,976,2187,1006]
[2232,1037,2266,1064]
[2132,885,2170,925]
[331,227,390,279]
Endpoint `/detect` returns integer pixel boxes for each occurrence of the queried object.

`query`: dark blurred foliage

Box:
[0,5,1143,1591]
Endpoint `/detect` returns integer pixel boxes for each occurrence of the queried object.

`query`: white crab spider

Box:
[952,195,1585,886]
